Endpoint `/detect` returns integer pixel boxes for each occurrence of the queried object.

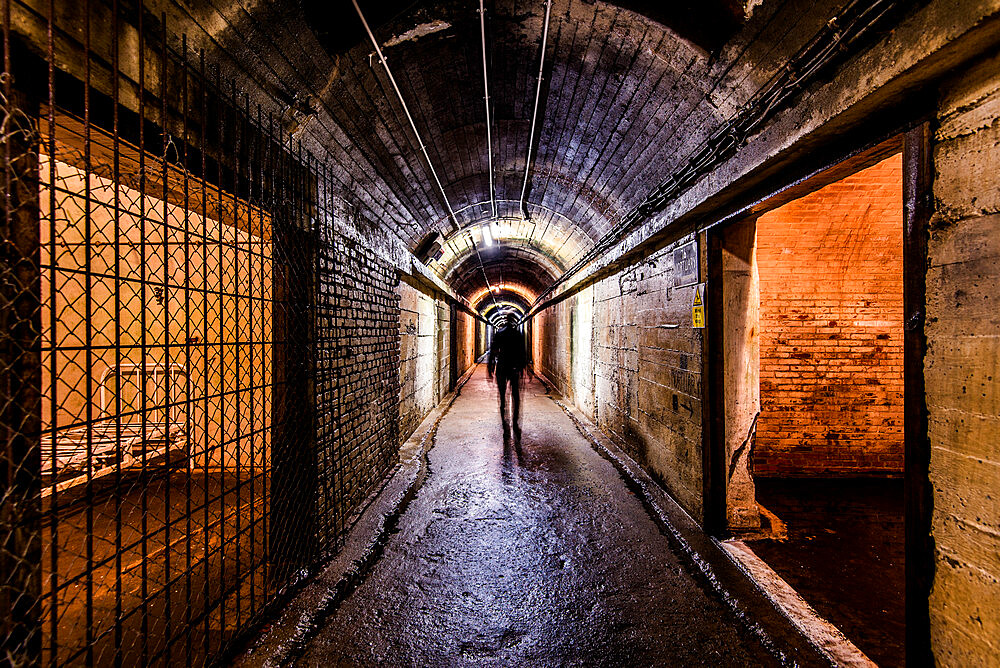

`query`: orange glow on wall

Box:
[469,282,537,307]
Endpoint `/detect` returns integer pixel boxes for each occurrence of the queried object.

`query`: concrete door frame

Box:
[902,121,933,664]
[702,127,933,664]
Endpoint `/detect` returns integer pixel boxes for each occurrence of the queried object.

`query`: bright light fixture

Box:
[481,224,493,247]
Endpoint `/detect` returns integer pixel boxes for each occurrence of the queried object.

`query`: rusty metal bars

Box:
[0,0,332,664]
[1,0,43,662]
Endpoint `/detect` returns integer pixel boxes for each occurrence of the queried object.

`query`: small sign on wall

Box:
[673,239,699,288]
[692,282,706,329]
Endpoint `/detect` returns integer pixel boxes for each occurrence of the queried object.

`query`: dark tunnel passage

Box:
[0,0,999,666]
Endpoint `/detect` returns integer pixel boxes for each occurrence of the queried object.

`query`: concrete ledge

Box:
[720,540,877,668]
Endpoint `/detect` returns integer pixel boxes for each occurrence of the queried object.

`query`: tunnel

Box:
[0,0,998,665]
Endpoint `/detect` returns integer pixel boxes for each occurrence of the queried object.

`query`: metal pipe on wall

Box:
[479,0,496,219]
[351,0,500,310]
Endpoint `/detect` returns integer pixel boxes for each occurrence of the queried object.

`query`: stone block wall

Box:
[455,307,477,375]
[926,49,1000,666]
[534,237,707,521]
[399,281,442,440]
[534,299,572,401]
[755,155,905,476]
[398,279,478,444]
[435,300,450,404]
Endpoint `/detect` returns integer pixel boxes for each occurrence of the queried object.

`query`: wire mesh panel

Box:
[1,0,324,663]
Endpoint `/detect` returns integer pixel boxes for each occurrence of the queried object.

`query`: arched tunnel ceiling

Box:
[448,244,554,302]
[433,201,588,283]
[286,0,768,299]
[176,0,920,302]
[307,1,746,61]
[480,294,531,321]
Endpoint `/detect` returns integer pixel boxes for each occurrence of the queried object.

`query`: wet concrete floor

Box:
[279,367,783,666]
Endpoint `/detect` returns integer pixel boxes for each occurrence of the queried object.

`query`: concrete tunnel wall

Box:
[533,238,707,519]
[925,46,1000,665]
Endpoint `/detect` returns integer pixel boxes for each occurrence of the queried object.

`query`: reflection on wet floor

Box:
[747,478,905,667]
[288,366,782,666]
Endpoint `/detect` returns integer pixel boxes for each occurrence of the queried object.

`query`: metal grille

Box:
[2,0,332,663]
[1,29,44,667]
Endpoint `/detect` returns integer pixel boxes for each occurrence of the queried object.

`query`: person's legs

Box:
[497,371,511,436]
[510,371,521,439]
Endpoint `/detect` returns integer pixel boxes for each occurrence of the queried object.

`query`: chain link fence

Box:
[1,56,44,668]
[1,0,346,663]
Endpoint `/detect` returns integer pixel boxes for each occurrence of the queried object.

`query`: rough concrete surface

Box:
[245,366,792,666]
[925,43,1000,665]
[534,235,708,524]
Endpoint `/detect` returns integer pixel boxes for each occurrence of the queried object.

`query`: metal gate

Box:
[0,0,337,663]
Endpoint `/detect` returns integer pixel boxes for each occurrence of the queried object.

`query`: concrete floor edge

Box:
[720,541,876,668]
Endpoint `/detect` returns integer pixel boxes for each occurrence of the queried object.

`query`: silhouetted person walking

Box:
[487,313,525,442]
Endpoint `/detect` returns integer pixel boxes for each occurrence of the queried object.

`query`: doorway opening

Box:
[710,137,914,667]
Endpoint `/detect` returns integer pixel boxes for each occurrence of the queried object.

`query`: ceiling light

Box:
[481,224,493,247]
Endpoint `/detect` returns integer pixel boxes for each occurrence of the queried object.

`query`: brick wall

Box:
[755,155,904,476]
[317,231,401,541]
[315,224,339,547]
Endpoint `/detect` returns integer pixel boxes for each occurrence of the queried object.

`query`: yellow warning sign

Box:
[692,283,705,329]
